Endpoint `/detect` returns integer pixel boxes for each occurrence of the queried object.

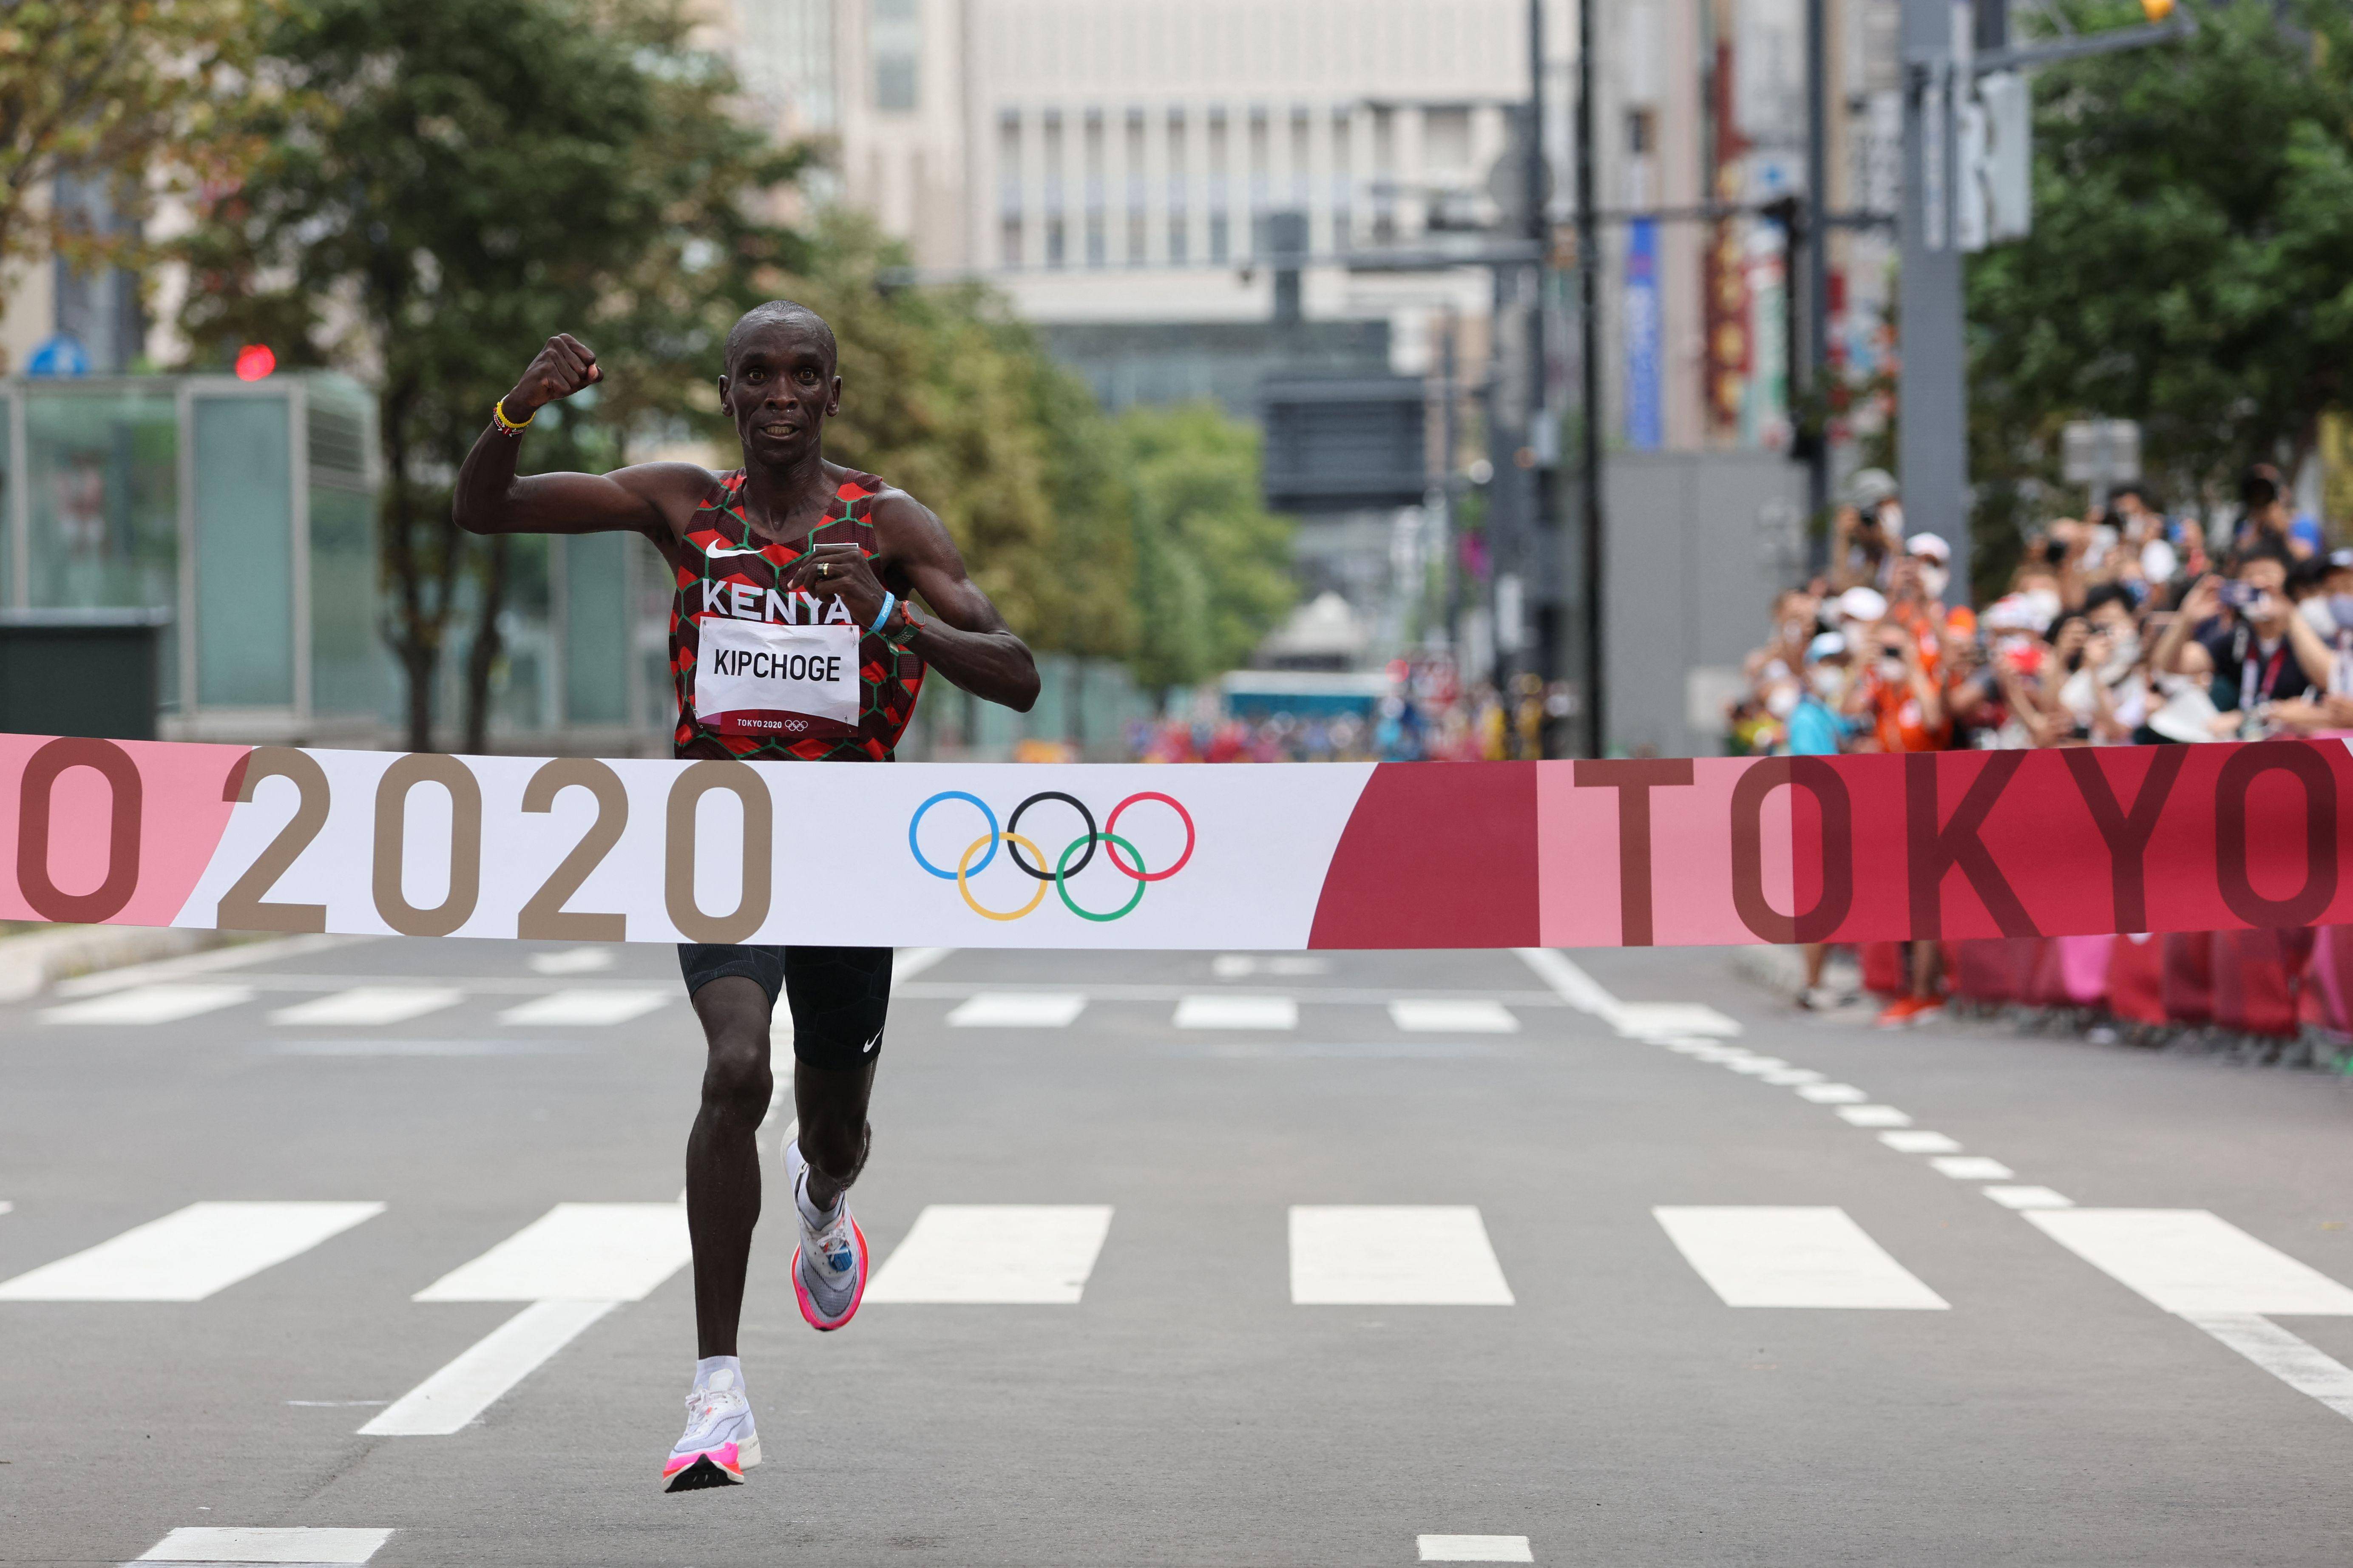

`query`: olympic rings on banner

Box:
[1006,791,1098,881]
[1105,792,1195,881]
[958,832,1050,921]
[1056,834,1147,922]
[909,790,999,879]
[907,788,1196,921]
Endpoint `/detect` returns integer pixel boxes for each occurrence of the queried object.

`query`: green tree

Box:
[0,0,272,357]
[175,0,799,750]
[1116,403,1296,700]
[1968,0,2353,544]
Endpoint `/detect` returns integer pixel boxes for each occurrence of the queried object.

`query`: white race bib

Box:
[695,615,860,734]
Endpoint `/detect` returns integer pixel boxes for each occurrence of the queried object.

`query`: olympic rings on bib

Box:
[907,788,1196,921]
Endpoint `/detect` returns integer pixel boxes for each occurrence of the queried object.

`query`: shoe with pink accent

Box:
[663,1364,761,1492]
[787,1138,869,1332]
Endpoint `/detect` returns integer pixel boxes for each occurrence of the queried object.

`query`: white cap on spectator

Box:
[1905,532,1951,562]
[1849,468,1898,508]
[1805,631,1848,663]
[1983,595,2041,632]
[1836,585,1888,624]
[2141,539,2179,583]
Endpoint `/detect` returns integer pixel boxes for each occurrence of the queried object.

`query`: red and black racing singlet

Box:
[661,470,924,762]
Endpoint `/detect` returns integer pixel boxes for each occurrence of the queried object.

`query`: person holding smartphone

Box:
[453,304,1040,1492]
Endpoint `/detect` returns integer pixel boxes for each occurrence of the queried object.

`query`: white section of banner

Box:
[172,755,1376,949]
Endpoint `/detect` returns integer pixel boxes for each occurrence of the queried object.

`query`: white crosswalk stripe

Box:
[1653,1206,1950,1310]
[41,984,253,1025]
[1289,1206,1516,1305]
[495,989,670,1026]
[136,1526,393,1563]
[0,1201,383,1301]
[1174,994,1298,1030]
[269,987,464,1026]
[866,1205,1115,1303]
[946,992,1088,1028]
[1388,999,1519,1033]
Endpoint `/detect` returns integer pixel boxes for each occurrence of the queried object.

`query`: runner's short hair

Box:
[725,301,837,376]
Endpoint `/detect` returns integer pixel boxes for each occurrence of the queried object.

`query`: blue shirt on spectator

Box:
[1785,695,1850,756]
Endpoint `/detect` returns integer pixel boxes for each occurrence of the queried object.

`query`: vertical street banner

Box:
[0,734,2347,950]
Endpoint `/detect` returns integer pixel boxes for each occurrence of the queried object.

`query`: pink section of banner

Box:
[0,735,247,927]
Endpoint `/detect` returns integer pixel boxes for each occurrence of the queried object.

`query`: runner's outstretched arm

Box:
[453,333,710,538]
[783,494,1041,713]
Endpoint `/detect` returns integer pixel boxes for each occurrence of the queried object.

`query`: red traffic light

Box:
[233,344,277,381]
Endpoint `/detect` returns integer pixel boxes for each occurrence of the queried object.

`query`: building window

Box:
[1086,215,1106,267]
[1626,108,1656,154]
[1166,108,1188,264]
[1046,216,1066,267]
[1001,218,1023,267]
[1331,108,1353,250]
[872,0,919,113]
[1209,212,1229,264]
[1248,108,1270,215]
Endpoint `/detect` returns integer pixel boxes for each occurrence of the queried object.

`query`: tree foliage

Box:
[0,0,273,354]
[1968,0,2353,524]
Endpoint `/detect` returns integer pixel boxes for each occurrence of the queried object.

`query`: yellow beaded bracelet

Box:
[490,397,534,436]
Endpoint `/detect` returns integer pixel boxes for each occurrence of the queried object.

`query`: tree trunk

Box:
[461,532,511,755]
[378,380,437,753]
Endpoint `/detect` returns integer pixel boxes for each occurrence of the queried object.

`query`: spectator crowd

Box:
[1733,464,2353,1033]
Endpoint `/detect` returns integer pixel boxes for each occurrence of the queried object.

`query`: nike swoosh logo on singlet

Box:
[703,545,775,558]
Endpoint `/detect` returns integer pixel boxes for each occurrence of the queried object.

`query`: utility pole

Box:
[1802,0,1831,527]
[1897,0,1973,594]
[1573,0,1604,757]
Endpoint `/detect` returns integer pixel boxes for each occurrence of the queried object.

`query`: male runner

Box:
[454,303,1039,1491]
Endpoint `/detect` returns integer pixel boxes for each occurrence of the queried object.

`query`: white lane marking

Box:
[1666,1041,1724,1055]
[1879,1130,1963,1155]
[1836,1105,1913,1128]
[496,989,670,1026]
[527,946,614,975]
[1984,1185,2074,1210]
[1724,1056,1789,1075]
[1389,999,1520,1033]
[1214,954,1329,978]
[0,1201,382,1301]
[2026,1209,2353,1316]
[1758,1068,1825,1086]
[891,946,954,987]
[1174,995,1299,1030]
[136,1525,393,1562]
[268,987,464,1026]
[1931,1155,2016,1180]
[1289,1206,1516,1306]
[413,1204,692,1302]
[40,984,254,1025]
[946,992,1088,1028]
[359,1300,616,1436]
[2180,1313,2353,1421]
[1654,1206,1949,1310]
[1798,1083,1868,1104]
[1512,946,1618,1013]
[865,1205,1114,1304]
[50,933,360,998]
[1418,1536,1534,1563]
[0,1201,11,1217]
[1607,1001,1742,1038]
[1683,1044,1752,1063]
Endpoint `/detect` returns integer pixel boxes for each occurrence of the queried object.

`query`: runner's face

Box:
[720,322,840,466]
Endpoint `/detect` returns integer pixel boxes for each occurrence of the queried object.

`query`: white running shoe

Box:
[786,1138,869,1332]
[663,1365,761,1492]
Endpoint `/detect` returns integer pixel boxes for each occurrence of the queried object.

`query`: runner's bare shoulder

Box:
[612,461,726,540]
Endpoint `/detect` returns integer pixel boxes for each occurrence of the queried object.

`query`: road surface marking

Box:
[1606,1001,1741,1038]
[496,989,669,1026]
[0,1201,383,1301]
[1214,954,1329,978]
[413,1203,691,1302]
[1757,1068,1825,1086]
[526,947,613,975]
[49,933,359,998]
[1723,1056,1789,1074]
[866,1205,1114,1304]
[0,1201,11,1216]
[1512,946,1618,1012]
[360,1300,616,1436]
[1654,1206,1949,1309]
[268,987,463,1026]
[1837,1105,1913,1128]
[1418,1534,1534,1562]
[1879,1131,1963,1154]
[891,946,954,987]
[40,984,254,1025]
[1174,995,1299,1030]
[1289,1206,1516,1305]
[1931,1155,2016,1180]
[1984,1185,2073,1210]
[946,992,1088,1028]
[2025,1209,2353,1315]
[2180,1313,2353,1421]
[136,1526,393,1562]
[1388,999,1519,1033]
[1798,1083,1869,1103]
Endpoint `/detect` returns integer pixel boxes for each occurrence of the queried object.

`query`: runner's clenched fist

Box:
[500,333,603,424]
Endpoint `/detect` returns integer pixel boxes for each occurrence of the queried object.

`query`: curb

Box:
[0,925,243,1004]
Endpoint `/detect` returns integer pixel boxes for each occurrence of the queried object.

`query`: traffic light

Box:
[233,343,277,381]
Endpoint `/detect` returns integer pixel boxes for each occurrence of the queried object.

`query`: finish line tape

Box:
[0,734,2345,949]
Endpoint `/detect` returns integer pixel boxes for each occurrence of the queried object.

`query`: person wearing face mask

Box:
[2151,550,2333,737]
[1785,633,1859,1010]
[1903,533,1953,610]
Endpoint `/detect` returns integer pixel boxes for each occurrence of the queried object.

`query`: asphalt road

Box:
[8,934,2353,1566]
